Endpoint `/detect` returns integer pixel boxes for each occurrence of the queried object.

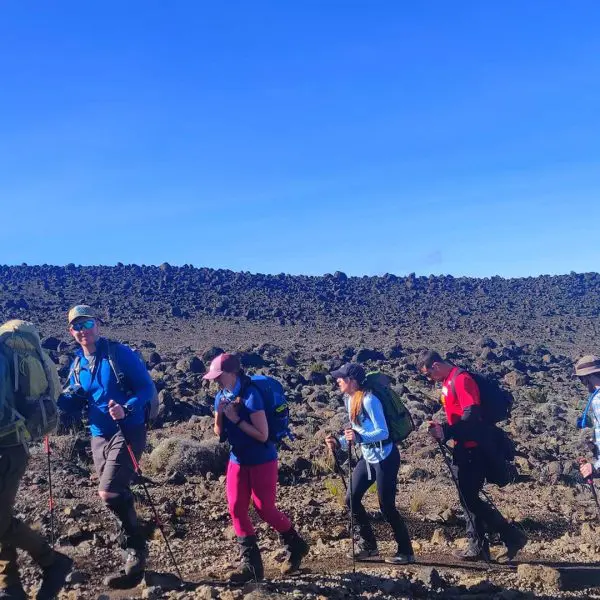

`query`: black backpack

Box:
[450,369,513,424]
[449,369,517,486]
[479,425,518,487]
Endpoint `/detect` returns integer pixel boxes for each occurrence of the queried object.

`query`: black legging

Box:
[346,444,413,555]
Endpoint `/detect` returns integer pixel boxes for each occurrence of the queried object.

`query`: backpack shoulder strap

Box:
[581,389,600,427]
[448,368,465,397]
[70,356,82,386]
[105,340,129,395]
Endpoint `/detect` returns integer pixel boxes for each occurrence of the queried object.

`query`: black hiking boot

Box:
[36,552,73,600]
[103,548,146,590]
[228,536,264,584]
[103,493,147,589]
[104,540,147,589]
[347,518,379,561]
[346,534,379,560]
[497,526,528,563]
[103,568,145,590]
[279,528,309,574]
[453,540,490,562]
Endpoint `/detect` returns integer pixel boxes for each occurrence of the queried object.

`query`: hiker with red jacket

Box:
[208,353,308,583]
[418,350,527,561]
[325,363,414,564]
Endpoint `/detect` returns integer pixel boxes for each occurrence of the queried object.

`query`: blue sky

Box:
[1,1,599,277]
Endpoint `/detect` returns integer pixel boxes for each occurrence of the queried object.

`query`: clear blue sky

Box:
[1,1,599,277]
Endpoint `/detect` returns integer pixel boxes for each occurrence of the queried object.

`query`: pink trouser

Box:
[226,460,292,537]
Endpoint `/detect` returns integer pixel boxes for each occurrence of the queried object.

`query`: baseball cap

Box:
[330,362,366,384]
[68,305,98,325]
[203,353,241,380]
[575,355,600,377]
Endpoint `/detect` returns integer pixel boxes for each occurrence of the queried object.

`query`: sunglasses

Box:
[71,319,95,332]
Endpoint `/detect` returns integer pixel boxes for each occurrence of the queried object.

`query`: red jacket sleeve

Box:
[454,372,480,410]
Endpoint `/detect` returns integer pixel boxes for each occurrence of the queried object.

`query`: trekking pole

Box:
[578,457,600,520]
[331,452,348,492]
[436,440,490,565]
[44,436,55,547]
[347,441,356,574]
[115,422,184,583]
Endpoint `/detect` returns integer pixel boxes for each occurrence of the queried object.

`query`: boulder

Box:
[175,356,204,374]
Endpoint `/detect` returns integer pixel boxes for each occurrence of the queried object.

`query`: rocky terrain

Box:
[2,265,600,599]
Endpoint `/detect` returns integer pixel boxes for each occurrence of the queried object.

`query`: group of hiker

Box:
[1,304,600,598]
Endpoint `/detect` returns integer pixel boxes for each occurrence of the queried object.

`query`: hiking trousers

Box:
[346,444,413,555]
[226,460,292,537]
[452,445,511,547]
[0,445,54,588]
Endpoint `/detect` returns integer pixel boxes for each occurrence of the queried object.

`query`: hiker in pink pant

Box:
[207,353,308,583]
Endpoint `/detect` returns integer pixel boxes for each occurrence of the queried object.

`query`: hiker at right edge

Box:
[418,350,527,562]
[574,356,600,482]
[325,363,414,564]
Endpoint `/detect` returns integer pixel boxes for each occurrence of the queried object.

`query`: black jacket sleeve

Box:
[443,404,482,442]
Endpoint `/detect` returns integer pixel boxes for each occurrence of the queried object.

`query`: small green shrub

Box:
[147,436,228,476]
[526,389,548,404]
[324,480,346,506]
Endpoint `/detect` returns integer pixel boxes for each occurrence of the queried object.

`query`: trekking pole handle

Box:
[579,456,595,484]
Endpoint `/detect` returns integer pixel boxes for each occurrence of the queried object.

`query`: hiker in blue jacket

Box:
[325,363,414,564]
[58,305,155,589]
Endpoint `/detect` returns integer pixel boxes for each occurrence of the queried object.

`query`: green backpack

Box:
[0,320,60,446]
[364,371,414,443]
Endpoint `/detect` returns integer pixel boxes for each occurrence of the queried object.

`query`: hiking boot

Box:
[498,527,528,562]
[384,553,415,565]
[124,547,146,576]
[453,541,490,562]
[346,543,379,560]
[279,528,309,575]
[228,536,264,584]
[0,586,27,600]
[103,569,145,590]
[104,547,146,589]
[36,552,73,600]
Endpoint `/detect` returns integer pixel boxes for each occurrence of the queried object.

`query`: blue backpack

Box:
[246,375,294,445]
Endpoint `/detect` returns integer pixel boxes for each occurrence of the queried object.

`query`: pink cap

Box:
[202,353,241,380]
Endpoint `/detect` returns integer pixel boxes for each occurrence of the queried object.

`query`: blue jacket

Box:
[339,392,393,464]
[58,338,155,438]
[214,376,277,466]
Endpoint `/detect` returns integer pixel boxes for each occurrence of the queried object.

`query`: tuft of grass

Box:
[324,480,346,506]
[409,492,428,514]
[311,454,335,477]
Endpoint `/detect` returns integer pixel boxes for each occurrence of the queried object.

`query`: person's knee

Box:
[99,489,120,503]
[229,499,249,519]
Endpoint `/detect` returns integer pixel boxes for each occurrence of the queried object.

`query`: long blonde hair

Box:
[349,390,366,424]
